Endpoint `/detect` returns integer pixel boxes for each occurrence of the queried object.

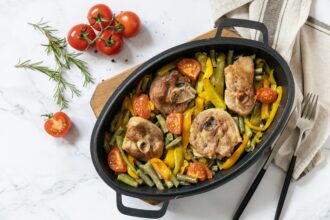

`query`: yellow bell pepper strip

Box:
[195,73,204,94]
[261,76,270,119]
[148,101,155,111]
[245,86,282,131]
[164,148,175,169]
[220,134,248,170]
[254,132,263,144]
[173,145,184,175]
[195,52,208,73]
[213,53,226,99]
[203,78,226,109]
[194,97,204,116]
[203,58,213,79]
[183,108,194,160]
[198,91,209,100]
[127,155,139,179]
[149,158,172,181]
[179,160,189,174]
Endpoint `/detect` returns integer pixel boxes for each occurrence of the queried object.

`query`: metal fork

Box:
[275,93,319,220]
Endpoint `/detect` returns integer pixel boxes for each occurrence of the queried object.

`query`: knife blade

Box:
[263,107,299,168]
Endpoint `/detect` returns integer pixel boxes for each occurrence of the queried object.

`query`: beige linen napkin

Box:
[209,0,330,179]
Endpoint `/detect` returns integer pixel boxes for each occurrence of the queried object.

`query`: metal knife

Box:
[233,108,298,220]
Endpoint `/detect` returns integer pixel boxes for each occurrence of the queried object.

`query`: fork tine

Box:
[308,95,318,120]
[305,94,317,119]
[301,93,312,118]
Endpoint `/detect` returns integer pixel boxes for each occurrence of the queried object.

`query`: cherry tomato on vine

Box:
[96,30,124,56]
[87,4,113,31]
[67,24,96,51]
[43,112,72,138]
[116,11,141,37]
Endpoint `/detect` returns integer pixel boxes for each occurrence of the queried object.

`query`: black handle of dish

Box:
[233,168,266,220]
[215,18,269,45]
[274,155,296,220]
[116,192,169,219]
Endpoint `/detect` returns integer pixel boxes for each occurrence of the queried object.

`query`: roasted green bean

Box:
[116,136,137,173]
[144,162,164,190]
[171,174,180,188]
[157,62,176,76]
[250,102,262,126]
[179,181,191,186]
[137,169,154,187]
[210,49,217,67]
[165,180,174,189]
[227,50,234,65]
[110,126,124,146]
[166,136,182,149]
[156,114,168,133]
[176,174,198,184]
[238,116,245,134]
[117,174,138,188]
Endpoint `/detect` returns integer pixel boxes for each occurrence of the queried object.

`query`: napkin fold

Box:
[209,0,330,179]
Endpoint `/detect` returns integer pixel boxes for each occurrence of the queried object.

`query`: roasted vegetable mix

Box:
[104,51,281,189]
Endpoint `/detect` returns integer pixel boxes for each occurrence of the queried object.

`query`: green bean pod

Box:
[110,126,124,146]
[176,174,198,184]
[137,169,154,187]
[144,162,164,190]
[165,136,182,150]
[165,180,174,189]
[116,136,137,173]
[156,114,168,133]
[227,50,234,65]
[117,174,138,188]
[238,116,245,135]
[179,181,191,186]
[171,174,180,188]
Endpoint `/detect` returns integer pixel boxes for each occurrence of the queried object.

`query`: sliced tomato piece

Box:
[166,112,183,135]
[177,58,201,81]
[44,112,72,138]
[133,94,151,119]
[108,146,127,173]
[256,88,277,104]
[186,162,207,181]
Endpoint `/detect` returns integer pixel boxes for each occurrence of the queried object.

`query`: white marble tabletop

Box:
[1,0,330,219]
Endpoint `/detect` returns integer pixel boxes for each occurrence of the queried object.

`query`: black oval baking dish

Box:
[91,19,295,218]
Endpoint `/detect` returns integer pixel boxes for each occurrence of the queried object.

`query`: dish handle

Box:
[215,18,269,46]
[116,192,170,218]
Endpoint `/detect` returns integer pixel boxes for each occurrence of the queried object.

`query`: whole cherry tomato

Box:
[96,30,124,56]
[87,4,113,31]
[116,11,141,37]
[67,24,96,51]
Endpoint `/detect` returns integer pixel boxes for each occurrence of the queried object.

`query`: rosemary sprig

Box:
[29,19,67,68]
[64,52,94,87]
[15,60,80,109]
[28,19,94,86]
[16,19,94,109]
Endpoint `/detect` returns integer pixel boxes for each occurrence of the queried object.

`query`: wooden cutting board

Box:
[89,28,239,206]
[90,28,239,117]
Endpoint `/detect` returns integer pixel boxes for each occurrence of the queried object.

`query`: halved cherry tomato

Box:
[149,158,172,180]
[166,112,183,135]
[96,30,124,56]
[186,162,212,181]
[87,4,113,31]
[108,146,127,173]
[133,94,151,119]
[67,24,96,51]
[177,58,201,81]
[115,11,141,37]
[44,112,72,138]
[256,88,278,104]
